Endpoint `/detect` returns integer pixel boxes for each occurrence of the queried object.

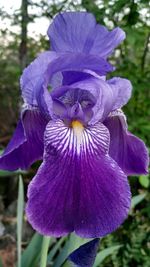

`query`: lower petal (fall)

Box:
[104,111,149,175]
[0,108,48,171]
[26,120,131,237]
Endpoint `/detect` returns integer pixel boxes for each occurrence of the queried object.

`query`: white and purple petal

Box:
[48,12,125,57]
[26,120,131,238]
[0,108,48,171]
[104,111,149,175]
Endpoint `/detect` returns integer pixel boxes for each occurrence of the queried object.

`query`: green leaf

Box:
[62,262,70,267]
[47,237,66,263]
[0,169,27,177]
[131,194,146,209]
[93,245,122,266]
[139,175,149,188]
[53,234,89,267]
[17,175,24,267]
[21,233,43,267]
[40,236,51,267]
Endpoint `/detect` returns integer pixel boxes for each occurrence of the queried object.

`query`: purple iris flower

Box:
[0,12,148,238]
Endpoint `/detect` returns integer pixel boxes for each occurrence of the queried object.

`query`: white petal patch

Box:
[44,120,110,157]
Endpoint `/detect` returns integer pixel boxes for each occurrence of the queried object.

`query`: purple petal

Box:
[90,25,125,57]
[48,12,125,57]
[60,77,132,124]
[53,70,104,88]
[107,77,132,110]
[104,111,149,175]
[52,88,94,123]
[21,50,112,116]
[26,120,131,238]
[68,238,100,267]
[50,77,115,124]
[20,51,58,105]
[45,53,113,80]
[48,12,95,53]
[37,53,113,117]
[52,99,67,118]
[0,109,48,171]
[67,78,114,124]
[62,71,95,86]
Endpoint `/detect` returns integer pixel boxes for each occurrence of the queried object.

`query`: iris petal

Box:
[48,12,125,57]
[45,53,113,81]
[21,50,113,118]
[50,76,132,124]
[104,111,149,175]
[62,71,95,86]
[68,78,114,124]
[37,53,113,117]
[20,51,57,106]
[67,238,100,267]
[26,120,131,237]
[0,109,48,171]
[90,25,125,57]
[48,12,96,53]
[107,77,132,111]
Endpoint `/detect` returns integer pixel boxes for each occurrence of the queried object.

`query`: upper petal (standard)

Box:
[48,12,125,57]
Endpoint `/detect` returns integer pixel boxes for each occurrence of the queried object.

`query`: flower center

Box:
[71,120,84,130]
[71,120,84,153]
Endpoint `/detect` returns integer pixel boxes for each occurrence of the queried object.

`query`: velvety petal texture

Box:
[104,111,149,175]
[67,238,100,267]
[0,108,48,171]
[26,120,131,237]
[48,12,125,57]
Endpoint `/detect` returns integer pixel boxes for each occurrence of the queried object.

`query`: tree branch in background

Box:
[141,32,150,72]
[19,0,29,70]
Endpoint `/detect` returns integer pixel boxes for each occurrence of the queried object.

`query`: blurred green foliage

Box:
[0,0,150,266]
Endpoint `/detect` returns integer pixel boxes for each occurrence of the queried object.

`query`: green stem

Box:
[17,176,24,267]
[40,236,51,267]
